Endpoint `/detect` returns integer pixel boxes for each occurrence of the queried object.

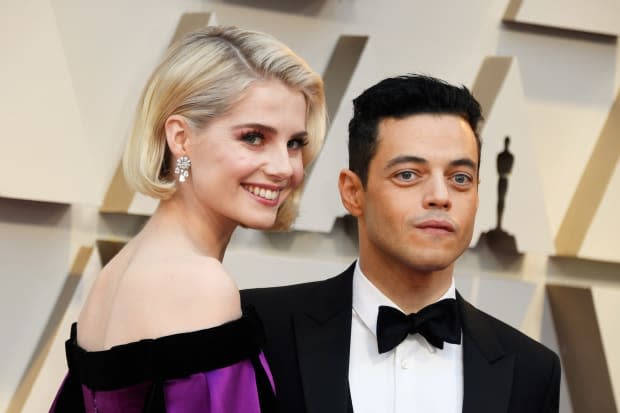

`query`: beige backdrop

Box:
[1,1,619,412]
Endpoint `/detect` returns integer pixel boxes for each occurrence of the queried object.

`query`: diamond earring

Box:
[174,155,191,183]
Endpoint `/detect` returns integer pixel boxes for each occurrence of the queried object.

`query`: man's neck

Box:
[359,258,454,314]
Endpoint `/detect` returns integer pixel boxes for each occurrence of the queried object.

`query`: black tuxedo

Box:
[241,262,561,413]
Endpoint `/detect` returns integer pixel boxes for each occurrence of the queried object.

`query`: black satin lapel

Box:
[347,385,354,413]
[294,309,352,413]
[458,294,514,413]
[462,333,514,413]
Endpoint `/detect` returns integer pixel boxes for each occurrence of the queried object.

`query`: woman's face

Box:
[182,79,308,230]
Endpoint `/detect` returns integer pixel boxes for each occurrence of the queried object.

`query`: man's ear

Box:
[338,169,364,217]
[476,176,481,209]
[164,115,191,158]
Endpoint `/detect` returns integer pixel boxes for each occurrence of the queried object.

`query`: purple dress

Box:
[49,308,276,412]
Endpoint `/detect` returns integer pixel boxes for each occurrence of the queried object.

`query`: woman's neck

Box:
[147,196,237,261]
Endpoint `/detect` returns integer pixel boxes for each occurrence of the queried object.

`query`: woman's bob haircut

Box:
[123,26,326,230]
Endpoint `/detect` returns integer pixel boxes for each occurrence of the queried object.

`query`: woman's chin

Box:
[238,216,277,231]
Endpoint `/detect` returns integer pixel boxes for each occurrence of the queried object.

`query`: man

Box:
[242,75,560,413]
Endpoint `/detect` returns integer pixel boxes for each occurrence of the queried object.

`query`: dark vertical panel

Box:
[97,239,127,266]
[502,0,523,21]
[6,247,94,413]
[171,12,214,43]
[100,162,134,213]
[547,284,617,413]
[471,56,512,128]
[322,35,368,124]
[555,91,620,256]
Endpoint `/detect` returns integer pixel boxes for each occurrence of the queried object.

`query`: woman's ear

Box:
[338,169,364,217]
[164,115,190,158]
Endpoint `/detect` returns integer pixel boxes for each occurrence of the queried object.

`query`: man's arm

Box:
[539,352,561,413]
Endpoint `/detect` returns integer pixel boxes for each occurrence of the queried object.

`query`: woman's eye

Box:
[287,137,308,151]
[241,131,264,145]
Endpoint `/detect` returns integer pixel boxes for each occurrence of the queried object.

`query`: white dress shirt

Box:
[349,261,463,413]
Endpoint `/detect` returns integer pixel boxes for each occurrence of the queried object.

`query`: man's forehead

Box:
[371,117,479,173]
[375,117,476,148]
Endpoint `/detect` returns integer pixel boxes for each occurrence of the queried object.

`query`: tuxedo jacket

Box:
[241,262,561,413]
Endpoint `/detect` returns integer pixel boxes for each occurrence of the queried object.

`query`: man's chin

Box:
[408,255,456,273]
[415,264,452,273]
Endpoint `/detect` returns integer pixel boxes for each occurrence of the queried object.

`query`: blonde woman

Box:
[49,26,325,413]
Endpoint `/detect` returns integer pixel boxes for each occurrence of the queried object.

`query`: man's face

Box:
[355,114,479,274]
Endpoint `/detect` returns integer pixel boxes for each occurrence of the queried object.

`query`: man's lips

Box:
[415,219,455,232]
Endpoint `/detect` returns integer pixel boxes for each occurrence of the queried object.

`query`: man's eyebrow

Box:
[385,156,478,171]
[450,158,477,170]
[385,155,427,170]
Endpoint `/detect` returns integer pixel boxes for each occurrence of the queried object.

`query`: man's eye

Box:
[453,173,472,184]
[241,131,264,145]
[397,171,416,181]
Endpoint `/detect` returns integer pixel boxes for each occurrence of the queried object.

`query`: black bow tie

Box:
[376,299,461,354]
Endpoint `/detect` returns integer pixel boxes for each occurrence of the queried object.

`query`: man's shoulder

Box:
[462,299,561,410]
[241,262,355,313]
[241,277,324,305]
[463,298,559,364]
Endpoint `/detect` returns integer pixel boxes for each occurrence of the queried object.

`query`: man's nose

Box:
[423,175,451,210]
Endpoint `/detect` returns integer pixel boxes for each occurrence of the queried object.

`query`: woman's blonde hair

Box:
[123,26,326,230]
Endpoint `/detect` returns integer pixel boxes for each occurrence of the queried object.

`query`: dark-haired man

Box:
[242,74,560,413]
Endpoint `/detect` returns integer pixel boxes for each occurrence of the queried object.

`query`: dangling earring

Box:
[175,155,191,183]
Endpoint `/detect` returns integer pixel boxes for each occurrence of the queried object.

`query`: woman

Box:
[49,26,325,412]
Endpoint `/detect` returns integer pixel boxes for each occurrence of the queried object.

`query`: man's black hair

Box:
[348,74,483,186]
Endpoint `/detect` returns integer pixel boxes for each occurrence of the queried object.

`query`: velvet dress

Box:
[49,308,276,413]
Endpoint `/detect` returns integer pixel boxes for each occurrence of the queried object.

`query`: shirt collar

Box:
[352,259,456,338]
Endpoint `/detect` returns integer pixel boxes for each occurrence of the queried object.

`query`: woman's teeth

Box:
[244,185,279,201]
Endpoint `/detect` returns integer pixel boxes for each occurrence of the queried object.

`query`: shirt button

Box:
[401,359,409,369]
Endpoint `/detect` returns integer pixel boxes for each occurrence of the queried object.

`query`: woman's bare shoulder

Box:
[112,254,240,347]
[153,255,241,322]
[76,242,135,350]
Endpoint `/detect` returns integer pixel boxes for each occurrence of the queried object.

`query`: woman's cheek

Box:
[290,158,305,189]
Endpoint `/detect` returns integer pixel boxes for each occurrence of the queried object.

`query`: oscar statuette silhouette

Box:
[477,136,519,254]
